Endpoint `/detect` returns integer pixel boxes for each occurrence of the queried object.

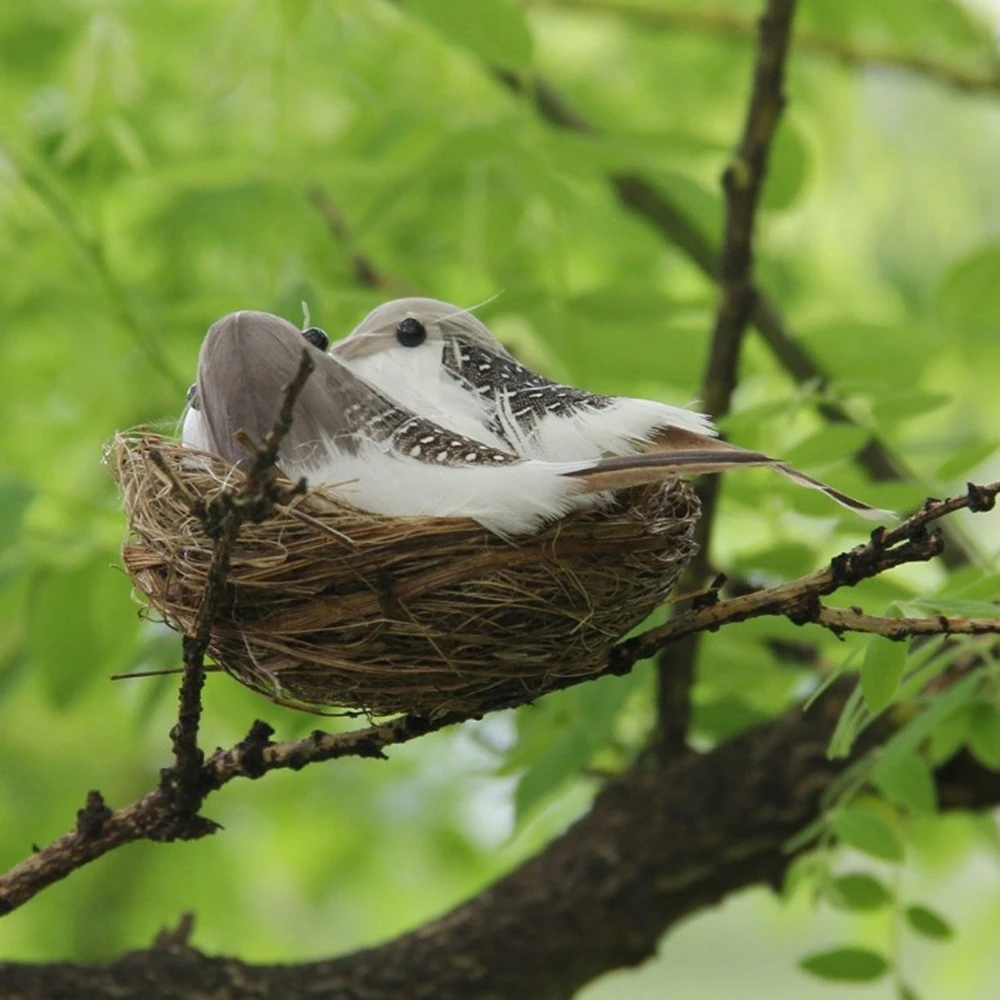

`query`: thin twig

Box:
[162,350,315,823]
[532,1,1000,96]
[656,0,799,756]
[815,607,1000,638]
[307,186,415,294]
[707,0,798,417]
[7,147,186,393]
[614,482,998,666]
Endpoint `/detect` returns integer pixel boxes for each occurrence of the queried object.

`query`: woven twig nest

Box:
[109,433,700,718]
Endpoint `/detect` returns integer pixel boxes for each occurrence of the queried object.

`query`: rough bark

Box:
[3,692,999,1000]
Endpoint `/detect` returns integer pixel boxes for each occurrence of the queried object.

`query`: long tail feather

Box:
[565,433,892,520]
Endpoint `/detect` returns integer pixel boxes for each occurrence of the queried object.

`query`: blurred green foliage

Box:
[2,0,1000,996]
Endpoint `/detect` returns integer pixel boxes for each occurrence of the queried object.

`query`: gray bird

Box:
[331,297,889,519]
[182,311,805,536]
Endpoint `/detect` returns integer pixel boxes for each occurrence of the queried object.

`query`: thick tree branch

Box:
[656,0,798,754]
[3,690,1000,1000]
[535,1,1000,97]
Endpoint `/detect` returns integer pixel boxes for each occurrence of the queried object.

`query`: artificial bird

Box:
[331,297,887,519]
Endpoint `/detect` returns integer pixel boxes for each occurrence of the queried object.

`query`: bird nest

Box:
[109,433,700,718]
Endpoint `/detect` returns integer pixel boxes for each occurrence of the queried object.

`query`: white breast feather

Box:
[181,406,210,450]
[345,342,508,450]
[289,439,599,537]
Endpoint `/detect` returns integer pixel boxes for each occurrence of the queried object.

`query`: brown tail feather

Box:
[565,429,892,519]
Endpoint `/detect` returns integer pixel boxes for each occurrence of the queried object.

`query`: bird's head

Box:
[333,297,510,362]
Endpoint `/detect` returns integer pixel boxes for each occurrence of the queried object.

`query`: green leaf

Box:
[407,0,532,71]
[783,851,828,900]
[966,701,1000,768]
[829,873,893,912]
[508,673,638,823]
[898,982,923,1000]
[0,478,35,554]
[27,557,139,708]
[573,672,639,746]
[928,707,972,766]
[906,597,1000,618]
[832,808,904,862]
[937,242,1000,336]
[938,570,1000,602]
[513,728,592,822]
[106,114,148,169]
[544,129,727,177]
[935,440,1000,480]
[872,390,950,426]
[905,904,954,941]
[878,674,981,765]
[872,752,937,814]
[801,323,929,385]
[780,425,870,470]
[800,947,889,983]
[762,118,810,212]
[29,562,103,707]
[729,542,816,579]
[860,635,908,715]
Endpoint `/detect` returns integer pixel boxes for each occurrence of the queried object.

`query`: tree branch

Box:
[307,186,415,295]
[168,350,316,815]
[616,481,997,665]
[814,606,1000,638]
[534,1,1000,97]
[3,689,1000,1000]
[656,0,798,755]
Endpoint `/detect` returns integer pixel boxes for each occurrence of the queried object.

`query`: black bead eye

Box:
[302,327,329,351]
[396,317,427,348]
[186,384,199,410]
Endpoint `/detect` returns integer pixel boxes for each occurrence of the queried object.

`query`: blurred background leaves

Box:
[2,0,1000,997]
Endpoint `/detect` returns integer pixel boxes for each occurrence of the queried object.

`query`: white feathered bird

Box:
[182,310,828,536]
[330,297,889,520]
